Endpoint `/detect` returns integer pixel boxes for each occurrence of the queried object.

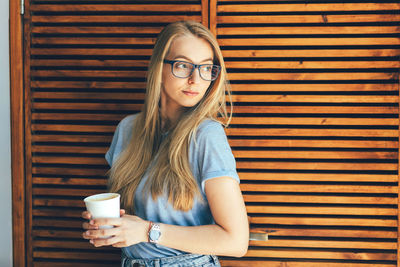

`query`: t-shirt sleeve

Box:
[105,122,122,167]
[105,115,135,167]
[194,121,240,193]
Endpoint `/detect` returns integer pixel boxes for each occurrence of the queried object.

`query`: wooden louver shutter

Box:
[26,0,206,266]
[212,1,399,266]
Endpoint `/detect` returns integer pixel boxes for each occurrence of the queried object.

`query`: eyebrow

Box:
[173,55,214,63]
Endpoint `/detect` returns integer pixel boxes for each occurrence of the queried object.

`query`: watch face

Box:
[150,228,161,242]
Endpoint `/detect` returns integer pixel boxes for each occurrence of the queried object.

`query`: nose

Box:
[188,66,201,84]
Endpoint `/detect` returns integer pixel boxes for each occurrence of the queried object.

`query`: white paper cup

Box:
[84,193,120,233]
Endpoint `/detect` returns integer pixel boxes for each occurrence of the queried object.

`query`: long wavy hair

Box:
[108,21,232,213]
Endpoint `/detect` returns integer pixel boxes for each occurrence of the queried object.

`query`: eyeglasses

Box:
[163,59,221,81]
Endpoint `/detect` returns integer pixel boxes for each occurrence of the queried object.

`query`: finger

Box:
[82,221,98,230]
[112,241,128,248]
[84,227,120,240]
[90,235,121,247]
[92,217,122,227]
[82,211,92,220]
[120,209,126,216]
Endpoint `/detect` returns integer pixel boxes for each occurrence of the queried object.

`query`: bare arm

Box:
[82,176,249,257]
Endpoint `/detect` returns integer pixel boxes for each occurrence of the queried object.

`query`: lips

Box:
[182,90,199,96]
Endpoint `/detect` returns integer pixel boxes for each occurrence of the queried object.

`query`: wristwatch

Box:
[148,222,161,243]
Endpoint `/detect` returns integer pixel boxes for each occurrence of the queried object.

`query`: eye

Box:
[202,65,213,72]
[175,62,190,69]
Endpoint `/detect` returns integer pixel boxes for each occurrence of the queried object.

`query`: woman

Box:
[82,20,249,267]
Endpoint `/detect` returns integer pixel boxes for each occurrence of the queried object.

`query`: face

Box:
[161,35,214,120]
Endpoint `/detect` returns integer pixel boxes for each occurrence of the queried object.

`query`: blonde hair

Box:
[108,21,232,213]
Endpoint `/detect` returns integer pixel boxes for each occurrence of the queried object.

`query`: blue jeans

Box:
[121,252,221,267]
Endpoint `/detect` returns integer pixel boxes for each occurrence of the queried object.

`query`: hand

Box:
[82,209,148,248]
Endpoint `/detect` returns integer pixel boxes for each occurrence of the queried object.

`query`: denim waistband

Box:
[121,251,220,267]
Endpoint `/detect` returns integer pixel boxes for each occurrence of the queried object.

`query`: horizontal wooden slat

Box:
[31,81,146,88]
[32,103,142,111]
[222,49,400,58]
[249,239,397,250]
[31,60,400,70]
[32,157,397,171]
[232,106,398,114]
[32,15,201,23]
[32,134,112,142]
[243,194,397,205]
[33,187,104,196]
[31,48,153,56]
[233,150,397,160]
[34,263,117,267]
[219,38,400,46]
[228,128,398,137]
[34,198,85,208]
[254,227,397,239]
[31,104,397,114]
[32,145,398,160]
[31,70,146,78]
[32,167,107,176]
[33,92,145,100]
[219,260,395,267]
[219,26,400,35]
[32,113,125,121]
[239,172,397,182]
[30,48,400,57]
[218,3,400,12]
[32,37,156,45]
[241,184,397,193]
[33,37,400,46]
[31,4,202,12]
[218,14,400,24]
[246,205,397,216]
[32,26,163,34]
[249,216,396,227]
[230,117,398,126]
[230,140,398,149]
[226,61,400,69]
[31,81,397,92]
[31,59,149,68]
[32,156,105,165]
[33,251,120,261]
[31,71,398,81]
[244,248,396,260]
[227,73,397,81]
[33,177,106,186]
[32,124,115,132]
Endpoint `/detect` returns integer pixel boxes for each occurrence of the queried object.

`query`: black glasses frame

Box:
[163,59,221,81]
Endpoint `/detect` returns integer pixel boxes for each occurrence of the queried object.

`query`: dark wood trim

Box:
[10,0,25,265]
[209,0,217,36]
[23,0,33,265]
[201,0,209,28]
[397,65,400,267]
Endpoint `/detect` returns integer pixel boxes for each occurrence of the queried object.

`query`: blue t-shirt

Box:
[105,113,240,259]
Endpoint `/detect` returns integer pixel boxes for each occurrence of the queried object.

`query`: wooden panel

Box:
[21,0,400,266]
[213,0,399,266]
[26,0,206,266]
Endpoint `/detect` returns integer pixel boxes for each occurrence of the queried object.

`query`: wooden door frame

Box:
[9,0,400,266]
[10,0,25,265]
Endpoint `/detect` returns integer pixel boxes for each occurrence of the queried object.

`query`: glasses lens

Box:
[200,64,220,81]
[172,61,193,78]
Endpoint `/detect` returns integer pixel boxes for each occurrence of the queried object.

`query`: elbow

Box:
[233,245,248,258]
[228,238,248,258]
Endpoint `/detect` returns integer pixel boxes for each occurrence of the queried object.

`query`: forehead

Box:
[167,35,214,62]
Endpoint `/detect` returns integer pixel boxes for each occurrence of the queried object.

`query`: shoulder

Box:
[196,119,226,137]
[118,113,139,130]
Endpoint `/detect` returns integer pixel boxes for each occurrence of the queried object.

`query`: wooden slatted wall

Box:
[21,0,400,266]
[26,0,206,266]
[212,0,400,266]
